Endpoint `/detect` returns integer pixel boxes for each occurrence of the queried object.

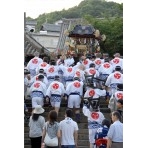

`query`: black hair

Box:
[117,99,123,105]
[65,109,73,118]
[38,75,44,80]
[115,66,121,71]
[43,57,48,63]
[39,69,44,73]
[32,114,41,121]
[50,60,56,65]
[112,111,121,121]
[102,119,111,128]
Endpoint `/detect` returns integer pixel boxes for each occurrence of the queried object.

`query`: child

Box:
[94,119,111,148]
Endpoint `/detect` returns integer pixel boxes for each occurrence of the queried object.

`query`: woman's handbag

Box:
[44,123,58,146]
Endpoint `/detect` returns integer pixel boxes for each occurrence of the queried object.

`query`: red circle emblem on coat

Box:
[34,82,40,88]
[89,89,95,97]
[89,69,96,75]
[48,67,54,73]
[95,60,101,65]
[68,67,72,72]
[52,83,59,89]
[76,71,80,77]
[32,58,38,64]
[74,82,80,88]
[83,60,88,65]
[103,63,110,68]
[114,73,121,79]
[41,62,47,67]
[113,58,119,64]
[117,93,123,99]
[36,76,38,81]
[91,112,99,120]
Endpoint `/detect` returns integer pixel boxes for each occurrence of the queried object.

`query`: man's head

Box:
[102,119,111,128]
[115,66,121,71]
[65,109,73,118]
[104,58,110,63]
[91,55,96,61]
[89,63,95,68]
[95,53,102,58]
[50,60,56,66]
[43,57,48,63]
[38,75,44,81]
[117,84,123,91]
[111,111,121,122]
[34,51,40,57]
[114,53,120,58]
[116,99,123,109]
[39,69,44,74]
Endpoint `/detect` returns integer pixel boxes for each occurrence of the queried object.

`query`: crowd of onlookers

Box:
[24,51,123,148]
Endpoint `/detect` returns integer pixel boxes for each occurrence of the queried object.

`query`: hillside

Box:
[26,0,123,31]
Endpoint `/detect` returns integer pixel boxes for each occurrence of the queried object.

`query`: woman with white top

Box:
[29,105,45,148]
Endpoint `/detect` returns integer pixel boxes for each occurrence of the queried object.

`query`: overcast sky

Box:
[25,0,123,19]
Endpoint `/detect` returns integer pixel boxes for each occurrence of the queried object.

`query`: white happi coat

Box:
[36,62,49,74]
[83,106,105,129]
[30,73,48,87]
[29,80,47,97]
[46,80,65,97]
[84,88,106,99]
[110,57,123,70]
[99,62,113,75]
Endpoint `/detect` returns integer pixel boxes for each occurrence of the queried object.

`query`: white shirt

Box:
[30,74,48,87]
[59,117,78,145]
[74,69,85,81]
[46,80,65,96]
[107,120,123,142]
[85,68,100,77]
[64,57,75,67]
[114,91,123,100]
[83,106,105,125]
[29,80,47,96]
[99,62,113,75]
[45,65,59,77]
[27,57,43,70]
[110,57,123,70]
[94,58,104,70]
[29,116,45,137]
[105,71,123,87]
[84,88,106,98]
[61,65,77,77]
[36,62,49,74]
[66,80,84,96]
[82,59,92,69]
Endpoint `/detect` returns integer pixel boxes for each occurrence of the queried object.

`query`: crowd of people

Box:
[24,51,123,148]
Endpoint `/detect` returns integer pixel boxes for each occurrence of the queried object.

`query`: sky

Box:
[25,0,123,19]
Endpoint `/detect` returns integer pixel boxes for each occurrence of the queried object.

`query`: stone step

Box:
[24,145,89,148]
[24,112,111,126]
[25,138,90,146]
[24,127,88,134]
[24,133,89,140]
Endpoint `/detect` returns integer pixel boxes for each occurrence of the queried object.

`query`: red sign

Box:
[52,83,59,89]
[95,60,101,65]
[74,82,80,88]
[113,58,119,64]
[67,67,72,73]
[76,71,80,77]
[34,82,40,88]
[83,60,88,65]
[41,62,47,67]
[114,73,121,79]
[32,58,38,64]
[89,69,96,75]
[89,89,95,97]
[103,63,110,68]
[48,67,54,73]
[91,112,99,120]
[117,93,123,99]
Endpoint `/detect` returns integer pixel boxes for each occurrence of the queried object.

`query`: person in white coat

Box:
[66,77,84,123]
[46,75,65,114]
[27,51,43,77]
[29,75,47,108]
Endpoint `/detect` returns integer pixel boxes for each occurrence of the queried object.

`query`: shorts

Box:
[89,128,98,144]
[50,95,61,108]
[68,95,81,108]
[32,97,44,108]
